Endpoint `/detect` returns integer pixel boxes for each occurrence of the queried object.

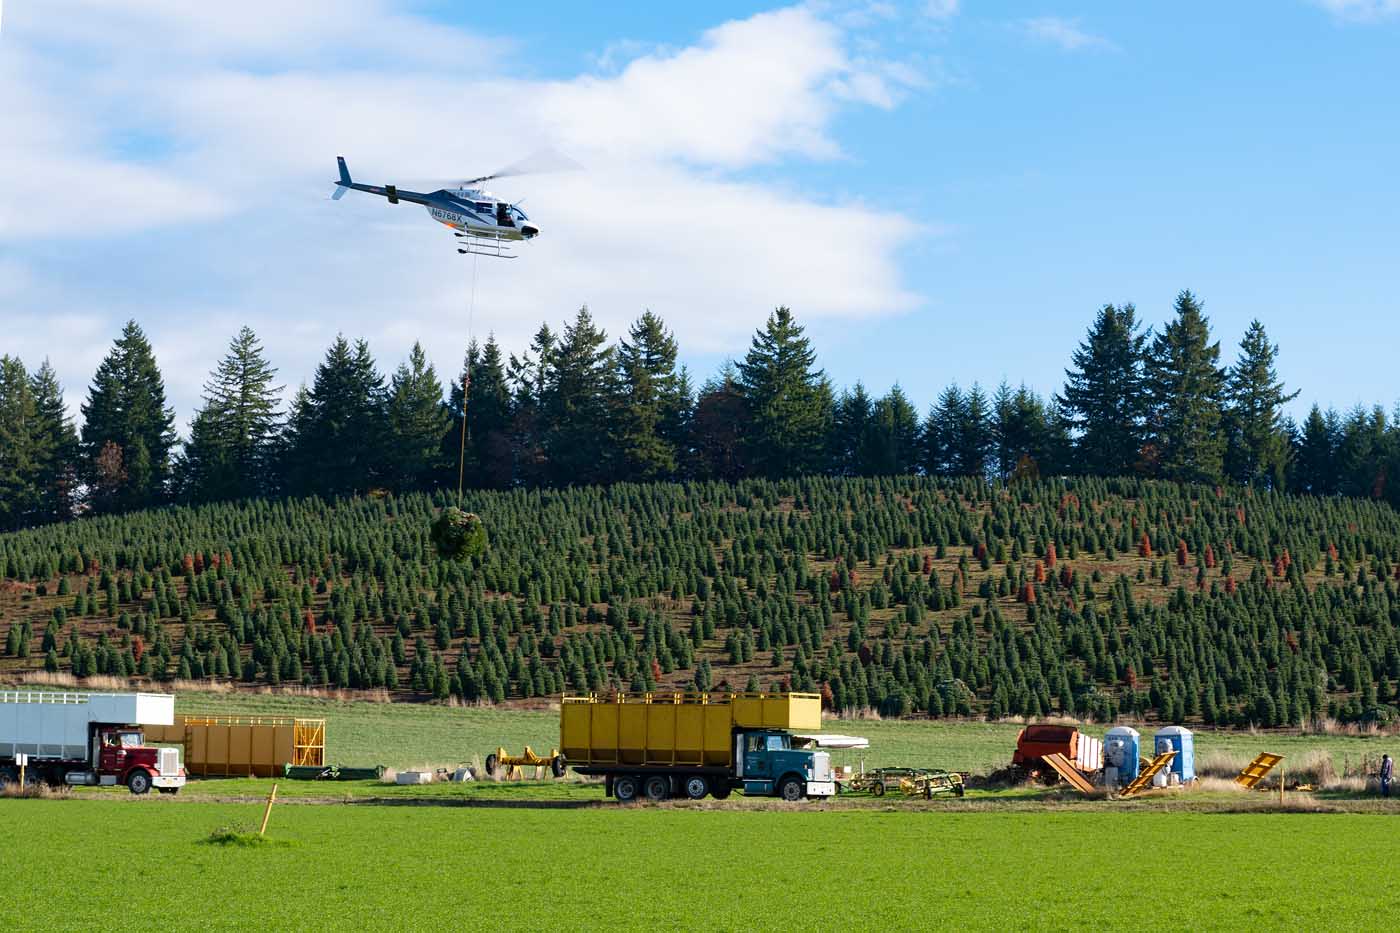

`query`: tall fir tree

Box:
[506,324,556,488]
[27,360,78,524]
[736,307,833,477]
[690,364,749,481]
[0,356,40,530]
[543,308,617,486]
[447,335,514,490]
[79,320,177,513]
[179,326,283,503]
[869,385,921,476]
[615,311,686,482]
[385,342,449,492]
[1292,404,1337,495]
[1224,320,1298,488]
[283,335,387,497]
[833,383,875,475]
[1058,304,1149,475]
[1144,290,1227,483]
[921,385,964,477]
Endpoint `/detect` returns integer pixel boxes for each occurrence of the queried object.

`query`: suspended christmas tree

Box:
[430,507,488,561]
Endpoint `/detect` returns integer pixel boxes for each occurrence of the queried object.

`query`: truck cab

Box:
[73,724,186,795]
[736,729,835,801]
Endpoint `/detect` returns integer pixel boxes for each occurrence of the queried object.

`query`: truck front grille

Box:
[159,748,180,775]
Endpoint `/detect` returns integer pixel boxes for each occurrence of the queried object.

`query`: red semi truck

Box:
[0,691,187,795]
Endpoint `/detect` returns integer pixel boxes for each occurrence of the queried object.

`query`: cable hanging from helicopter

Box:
[329,149,576,259]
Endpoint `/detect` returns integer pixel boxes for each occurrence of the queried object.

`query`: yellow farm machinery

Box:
[844,767,965,799]
[484,746,566,780]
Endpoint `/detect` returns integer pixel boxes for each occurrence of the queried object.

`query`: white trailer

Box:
[0,691,186,794]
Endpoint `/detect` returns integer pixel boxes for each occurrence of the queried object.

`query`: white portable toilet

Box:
[1103,726,1140,787]
[1153,726,1195,785]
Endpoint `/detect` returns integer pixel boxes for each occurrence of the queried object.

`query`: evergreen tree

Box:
[870,385,921,476]
[179,326,283,503]
[0,356,40,530]
[690,364,749,481]
[447,335,514,490]
[506,325,556,489]
[1058,304,1149,475]
[543,308,617,486]
[385,342,449,492]
[833,383,875,475]
[284,335,387,497]
[79,321,177,512]
[922,385,964,477]
[1224,320,1298,488]
[737,307,833,477]
[27,361,78,524]
[615,311,686,481]
[1144,291,1227,483]
[1292,405,1338,495]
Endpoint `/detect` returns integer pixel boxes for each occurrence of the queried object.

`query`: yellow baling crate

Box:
[561,693,821,768]
[145,715,325,777]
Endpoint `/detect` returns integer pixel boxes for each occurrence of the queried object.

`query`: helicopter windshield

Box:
[511,205,528,221]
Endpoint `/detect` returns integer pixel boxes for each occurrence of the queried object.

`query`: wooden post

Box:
[1279,766,1285,806]
[259,782,278,836]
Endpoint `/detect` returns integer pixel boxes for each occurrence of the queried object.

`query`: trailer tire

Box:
[683,776,709,800]
[710,783,732,800]
[871,781,885,797]
[643,775,670,801]
[613,775,640,803]
[127,769,152,796]
[484,753,499,778]
[777,776,805,802]
[551,755,566,779]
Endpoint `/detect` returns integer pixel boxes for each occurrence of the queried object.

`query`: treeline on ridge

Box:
[2,290,1399,531]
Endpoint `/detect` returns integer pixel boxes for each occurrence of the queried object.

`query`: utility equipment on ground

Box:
[0,691,186,795]
[560,692,837,802]
[845,766,965,798]
[1009,724,1103,783]
[485,745,566,780]
[1119,749,1177,798]
[331,151,574,258]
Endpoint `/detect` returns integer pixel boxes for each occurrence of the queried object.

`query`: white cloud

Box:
[1018,17,1118,52]
[1312,0,1400,21]
[0,4,928,420]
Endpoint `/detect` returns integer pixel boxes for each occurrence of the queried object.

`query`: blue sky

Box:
[2,1,1398,425]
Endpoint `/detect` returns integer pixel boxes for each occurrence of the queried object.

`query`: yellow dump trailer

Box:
[144,715,325,778]
[560,693,832,803]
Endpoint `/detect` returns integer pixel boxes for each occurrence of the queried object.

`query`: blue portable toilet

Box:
[1103,726,1140,787]
[1153,726,1195,785]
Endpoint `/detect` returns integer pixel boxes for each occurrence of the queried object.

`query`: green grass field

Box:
[2,797,1396,931]
[168,690,1398,779]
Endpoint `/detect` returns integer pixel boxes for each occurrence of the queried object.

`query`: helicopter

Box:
[332,155,547,259]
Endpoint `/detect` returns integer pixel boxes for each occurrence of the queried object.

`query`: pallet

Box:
[1235,753,1284,789]
[1120,749,1177,798]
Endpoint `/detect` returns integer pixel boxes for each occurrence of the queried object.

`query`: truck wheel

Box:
[777,776,805,802]
[683,776,709,800]
[710,783,732,800]
[613,775,639,803]
[871,782,885,797]
[643,776,670,801]
[551,755,567,779]
[484,753,499,778]
[127,770,152,796]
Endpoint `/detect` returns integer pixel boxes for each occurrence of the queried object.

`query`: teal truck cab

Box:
[736,729,835,800]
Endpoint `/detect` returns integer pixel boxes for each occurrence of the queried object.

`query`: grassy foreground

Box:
[2,797,1396,931]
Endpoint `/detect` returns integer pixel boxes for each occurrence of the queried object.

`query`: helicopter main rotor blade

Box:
[447,148,583,189]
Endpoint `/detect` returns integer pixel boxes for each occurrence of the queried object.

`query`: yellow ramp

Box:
[1121,749,1177,798]
[1236,753,1284,789]
[1042,753,1096,795]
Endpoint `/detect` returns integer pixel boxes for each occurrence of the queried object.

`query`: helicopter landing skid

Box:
[453,231,517,259]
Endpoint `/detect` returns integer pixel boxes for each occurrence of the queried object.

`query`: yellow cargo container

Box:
[560,692,833,802]
[144,715,325,777]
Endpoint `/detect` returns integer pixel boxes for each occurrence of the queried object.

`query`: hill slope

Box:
[3,475,1400,726]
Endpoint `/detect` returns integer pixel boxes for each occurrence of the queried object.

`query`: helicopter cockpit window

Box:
[475,202,493,212]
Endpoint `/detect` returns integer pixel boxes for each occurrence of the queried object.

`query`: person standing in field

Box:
[1381,754,1393,798]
